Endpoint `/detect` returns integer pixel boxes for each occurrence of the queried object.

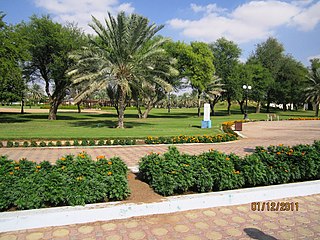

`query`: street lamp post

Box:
[243,84,252,120]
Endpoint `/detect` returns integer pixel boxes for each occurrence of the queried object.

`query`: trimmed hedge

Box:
[0,152,130,211]
[139,141,320,196]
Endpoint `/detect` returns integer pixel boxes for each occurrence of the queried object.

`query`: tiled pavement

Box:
[1,194,319,239]
[0,120,320,239]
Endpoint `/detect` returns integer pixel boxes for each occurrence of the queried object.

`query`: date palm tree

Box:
[69,12,172,128]
[305,67,320,116]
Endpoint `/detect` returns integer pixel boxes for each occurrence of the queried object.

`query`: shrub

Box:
[23,141,29,147]
[139,142,320,197]
[56,141,62,147]
[47,141,54,147]
[97,139,105,146]
[88,139,95,146]
[105,139,112,145]
[144,134,237,145]
[0,142,3,148]
[64,141,71,146]
[6,141,13,148]
[81,140,88,146]
[73,140,80,146]
[14,142,20,147]
[39,141,47,147]
[30,141,38,147]
[0,153,130,211]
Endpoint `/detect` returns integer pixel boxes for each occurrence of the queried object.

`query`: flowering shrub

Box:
[0,152,130,211]
[288,117,320,120]
[144,134,237,145]
[139,141,320,196]
[139,146,244,196]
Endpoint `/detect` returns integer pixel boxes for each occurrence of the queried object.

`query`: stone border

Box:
[1,180,319,233]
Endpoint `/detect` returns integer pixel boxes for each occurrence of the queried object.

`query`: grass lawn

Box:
[0,103,316,140]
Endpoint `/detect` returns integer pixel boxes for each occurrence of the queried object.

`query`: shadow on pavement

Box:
[244,228,278,240]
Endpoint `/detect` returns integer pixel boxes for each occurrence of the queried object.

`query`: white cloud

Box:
[34,0,134,33]
[308,54,320,60]
[168,1,320,43]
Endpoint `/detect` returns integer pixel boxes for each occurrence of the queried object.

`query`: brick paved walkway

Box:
[1,194,319,239]
[0,120,319,239]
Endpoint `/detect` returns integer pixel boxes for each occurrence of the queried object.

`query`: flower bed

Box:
[288,117,320,120]
[138,141,320,196]
[0,152,130,211]
[144,133,237,145]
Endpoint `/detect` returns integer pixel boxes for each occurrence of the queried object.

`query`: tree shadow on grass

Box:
[20,114,90,121]
[0,113,31,123]
[69,120,154,129]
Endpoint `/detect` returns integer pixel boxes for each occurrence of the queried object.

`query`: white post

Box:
[201,103,211,128]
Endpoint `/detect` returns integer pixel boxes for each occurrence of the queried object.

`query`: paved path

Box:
[0,120,319,167]
[0,120,319,239]
[1,194,319,239]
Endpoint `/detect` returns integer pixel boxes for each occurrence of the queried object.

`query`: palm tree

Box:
[27,83,45,106]
[305,68,320,116]
[69,12,172,128]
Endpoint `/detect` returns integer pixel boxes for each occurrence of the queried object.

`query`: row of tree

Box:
[1,12,319,128]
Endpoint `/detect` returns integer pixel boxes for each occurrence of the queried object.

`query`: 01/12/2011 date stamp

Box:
[251,202,299,211]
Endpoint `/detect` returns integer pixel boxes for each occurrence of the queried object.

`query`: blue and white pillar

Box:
[201,103,211,128]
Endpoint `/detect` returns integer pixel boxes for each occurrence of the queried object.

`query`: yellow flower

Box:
[279,144,283,146]
[226,157,230,161]
[36,165,41,169]
[61,166,65,170]
[76,176,83,181]
[108,161,112,165]
[276,152,281,155]
[96,155,105,160]
[60,157,66,161]
[107,171,112,176]
[14,166,20,170]
[9,172,13,175]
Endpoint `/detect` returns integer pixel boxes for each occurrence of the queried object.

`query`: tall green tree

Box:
[0,13,29,107]
[210,37,241,115]
[69,12,172,128]
[305,59,320,116]
[165,41,215,116]
[21,15,85,120]
[246,63,273,113]
[248,37,285,112]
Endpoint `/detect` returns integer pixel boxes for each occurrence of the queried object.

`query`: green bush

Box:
[30,141,38,147]
[81,140,88,146]
[56,141,62,147]
[14,142,20,147]
[73,140,80,146]
[6,141,13,148]
[23,141,29,147]
[64,141,71,146]
[88,140,95,146]
[39,141,47,147]
[0,142,3,148]
[0,152,130,211]
[47,141,54,147]
[139,141,320,196]
[97,139,105,146]
[144,134,237,145]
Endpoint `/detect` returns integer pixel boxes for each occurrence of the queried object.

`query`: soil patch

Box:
[125,172,164,204]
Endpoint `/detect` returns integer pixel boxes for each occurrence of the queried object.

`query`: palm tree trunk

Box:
[117,88,126,128]
[77,101,81,113]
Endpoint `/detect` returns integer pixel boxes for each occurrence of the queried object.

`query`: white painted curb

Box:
[0,180,319,233]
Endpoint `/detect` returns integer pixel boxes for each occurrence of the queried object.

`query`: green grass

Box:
[0,104,316,140]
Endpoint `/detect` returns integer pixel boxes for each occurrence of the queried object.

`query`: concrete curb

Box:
[1,180,319,233]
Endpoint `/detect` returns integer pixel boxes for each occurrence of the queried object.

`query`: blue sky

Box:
[1,0,320,66]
